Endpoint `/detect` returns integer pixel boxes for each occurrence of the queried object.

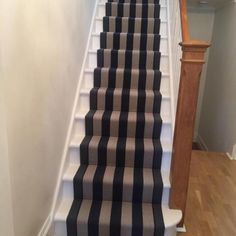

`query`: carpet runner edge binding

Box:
[66,0,165,235]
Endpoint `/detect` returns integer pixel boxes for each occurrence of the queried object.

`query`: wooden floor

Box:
[178,151,236,236]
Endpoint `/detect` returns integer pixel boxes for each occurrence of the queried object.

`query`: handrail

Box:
[169,0,211,227]
[179,0,190,41]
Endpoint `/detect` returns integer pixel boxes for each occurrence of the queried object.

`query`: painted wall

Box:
[199,2,236,154]
[187,9,215,139]
[0,0,96,235]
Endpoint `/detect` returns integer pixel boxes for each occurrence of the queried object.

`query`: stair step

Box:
[90,87,162,113]
[64,164,167,204]
[108,0,160,4]
[54,198,182,236]
[85,110,162,139]
[106,3,161,18]
[69,135,173,171]
[80,135,163,169]
[94,67,162,90]
[100,32,161,51]
[97,49,161,70]
[103,16,160,34]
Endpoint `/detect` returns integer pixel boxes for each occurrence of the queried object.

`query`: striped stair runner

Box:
[66,0,165,235]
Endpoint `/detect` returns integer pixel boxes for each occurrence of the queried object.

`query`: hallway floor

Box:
[178,151,236,236]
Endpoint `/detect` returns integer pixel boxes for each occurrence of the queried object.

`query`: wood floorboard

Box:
[178,151,236,236]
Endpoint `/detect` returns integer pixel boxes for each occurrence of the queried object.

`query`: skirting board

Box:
[226,153,236,161]
[38,215,52,236]
[196,134,209,151]
[177,225,187,233]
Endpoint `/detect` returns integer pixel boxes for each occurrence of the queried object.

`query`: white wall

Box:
[187,9,215,139]
[0,0,96,235]
[199,2,236,154]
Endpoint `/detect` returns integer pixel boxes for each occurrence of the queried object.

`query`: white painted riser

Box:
[97,4,168,21]
[94,18,168,38]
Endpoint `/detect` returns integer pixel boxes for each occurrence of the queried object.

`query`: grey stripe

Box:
[125,137,135,167]
[83,165,97,199]
[107,137,118,166]
[99,201,112,236]
[77,200,92,236]
[142,203,155,235]
[89,136,101,165]
[121,202,132,236]
[103,166,116,200]
[142,168,154,202]
[122,167,134,202]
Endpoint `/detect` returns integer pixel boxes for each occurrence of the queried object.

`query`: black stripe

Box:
[116,17,122,32]
[108,68,116,88]
[128,18,135,33]
[141,18,148,34]
[130,4,136,18]
[140,34,147,51]
[111,50,118,68]
[132,168,144,203]
[66,199,82,236]
[103,17,109,32]
[98,137,109,166]
[154,18,161,34]
[153,35,161,51]
[80,136,93,165]
[153,91,162,113]
[126,33,134,50]
[139,51,147,70]
[88,201,103,236]
[106,3,111,16]
[97,49,104,67]
[152,169,163,204]
[153,139,163,169]
[134,138,144,168]
[116,138,126,167]
[153,114,162,139]
[94,68,101,88]
[90,88,98,110]
[142,4,148,18]
[74,165,88,199]
[132,203,143,236]
[110,201,122,236]
[125,49,132,69]
[85,110,96,136]
[153,70,161,91]
[153,52,161,70]
[93,166,106,201]
[113,33,120,49]
[153,204,165,236]
[100,32,107,49]
[117,3,124,17]
[102,111,112,136]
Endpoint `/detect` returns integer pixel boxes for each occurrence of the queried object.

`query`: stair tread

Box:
[76,110,171,123]
[70,135,172,151]
[55,198,182,228]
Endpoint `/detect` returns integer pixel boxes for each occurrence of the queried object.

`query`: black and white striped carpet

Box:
[67,0,165,235]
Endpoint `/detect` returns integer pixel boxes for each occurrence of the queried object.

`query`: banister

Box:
[179,0,190,41]
[169,0,211,227]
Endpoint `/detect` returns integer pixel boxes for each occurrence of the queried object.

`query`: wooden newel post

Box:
[170,40,210,227]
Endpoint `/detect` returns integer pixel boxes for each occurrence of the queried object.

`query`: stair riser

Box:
[69,146,172,170]
[76,92,172,117]
[100,0,167,6]
[82,70,170,93]
[97,4,167,21]
[62,180,169,205]
[85,114,162,139]
[86,52,169,73]
[72,117,171,140]
[54,220,177,236]
[94,18,168,38]
[90,33,169,54]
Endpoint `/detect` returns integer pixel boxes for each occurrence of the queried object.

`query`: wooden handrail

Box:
[179,0,190,41]
[169,0,211,227]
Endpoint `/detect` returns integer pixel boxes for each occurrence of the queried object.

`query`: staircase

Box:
[53,0,182,235]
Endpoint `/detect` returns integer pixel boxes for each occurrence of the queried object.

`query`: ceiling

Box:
[187,0,232,9]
